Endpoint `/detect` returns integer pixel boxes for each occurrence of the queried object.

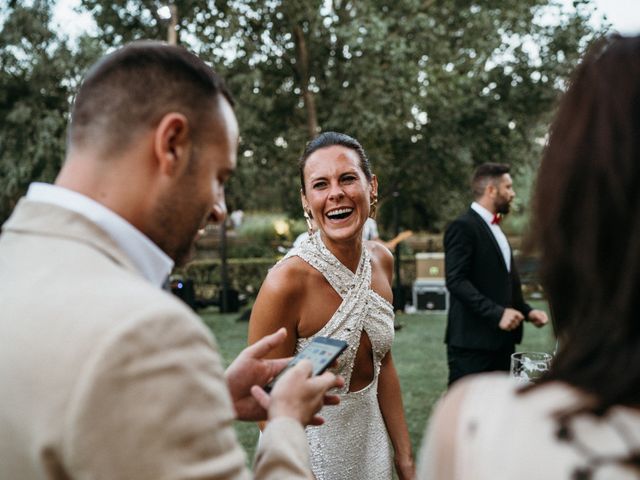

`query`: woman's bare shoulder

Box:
[262,255,322,296]
[249,256,317,339]
[366,240,394,278]
[366,240,393,261]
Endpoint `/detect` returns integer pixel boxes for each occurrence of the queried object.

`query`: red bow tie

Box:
[491,213,502,225]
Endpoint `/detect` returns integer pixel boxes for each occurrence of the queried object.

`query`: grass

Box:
[199,301,555,463]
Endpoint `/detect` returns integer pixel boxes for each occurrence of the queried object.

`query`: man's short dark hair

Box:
[471,162,510,198]
[69,41,234,156]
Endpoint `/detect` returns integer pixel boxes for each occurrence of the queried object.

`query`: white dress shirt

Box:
[471,201,511,272]
[27,183,174,287]
[362,217,379,241]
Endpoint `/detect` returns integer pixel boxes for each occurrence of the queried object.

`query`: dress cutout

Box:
[281,232,395,479]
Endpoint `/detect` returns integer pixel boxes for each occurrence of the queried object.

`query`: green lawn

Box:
[199,302,555,463]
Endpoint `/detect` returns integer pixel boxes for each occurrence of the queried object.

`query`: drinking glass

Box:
[510,352,552,384]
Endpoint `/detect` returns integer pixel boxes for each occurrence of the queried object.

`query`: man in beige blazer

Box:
[0,42,342,479]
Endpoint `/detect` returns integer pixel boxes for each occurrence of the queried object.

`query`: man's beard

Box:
[149,177,207,266]
[172,223,201,267]
[149,198,203,267]
[495,197,511,215]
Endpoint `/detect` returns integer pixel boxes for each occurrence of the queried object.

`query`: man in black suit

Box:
[444,162,548,386]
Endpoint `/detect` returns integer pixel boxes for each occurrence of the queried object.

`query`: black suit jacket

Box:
[444,208,532,351]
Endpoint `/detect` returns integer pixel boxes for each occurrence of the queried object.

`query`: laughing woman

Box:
[248,132,414,480]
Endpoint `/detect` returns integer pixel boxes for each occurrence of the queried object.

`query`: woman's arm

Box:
[378,352,415,480]
[368,241,414,477]
[248,261,303,358]
[248,261,305,431]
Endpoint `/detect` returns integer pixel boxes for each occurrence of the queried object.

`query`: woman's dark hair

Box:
[298,132,373,193]
[531,35,640,415]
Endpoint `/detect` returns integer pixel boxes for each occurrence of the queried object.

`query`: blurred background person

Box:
[443,162,548,386]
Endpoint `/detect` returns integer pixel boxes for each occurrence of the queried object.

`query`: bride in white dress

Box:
[249,132,414,480]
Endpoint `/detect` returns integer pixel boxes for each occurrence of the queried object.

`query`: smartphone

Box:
[263,336,348,393]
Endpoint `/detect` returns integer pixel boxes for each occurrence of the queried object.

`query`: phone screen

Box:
[264,337,347,392]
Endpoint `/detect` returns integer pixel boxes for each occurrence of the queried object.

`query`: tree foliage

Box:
[0,0,102,222]
[1,0,604,231]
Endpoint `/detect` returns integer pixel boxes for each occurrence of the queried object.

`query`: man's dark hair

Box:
[530,35,640,415]
[69,41,234,156]
[471,162,511,198]
[298,131,373,193]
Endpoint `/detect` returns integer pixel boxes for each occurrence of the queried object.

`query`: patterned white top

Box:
[419,373,640,480]
[280,231,395,479]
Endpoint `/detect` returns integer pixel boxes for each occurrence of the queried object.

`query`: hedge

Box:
[174,256,418,302]
[174,254,541,304]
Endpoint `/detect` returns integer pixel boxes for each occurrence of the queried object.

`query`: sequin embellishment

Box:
[280,232,395,479]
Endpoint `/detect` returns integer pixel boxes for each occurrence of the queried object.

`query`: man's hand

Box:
[528,309,549,328]
[498,308,524,331]
[251,359,344,427]
[224,328,291,421]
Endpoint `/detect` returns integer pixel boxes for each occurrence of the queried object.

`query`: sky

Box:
[590,0,640,34]
[52,0,96,39]
[51,0,640,39]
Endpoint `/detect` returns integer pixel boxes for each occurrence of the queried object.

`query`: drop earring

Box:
[304,209,314,235]
[369,195,378,219]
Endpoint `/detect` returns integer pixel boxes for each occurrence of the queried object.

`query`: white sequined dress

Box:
[281,232,395,480]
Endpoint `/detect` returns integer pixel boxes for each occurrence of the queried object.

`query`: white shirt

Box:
[471,202,511,272]
[27,183,174,287]
[362,217,379,241]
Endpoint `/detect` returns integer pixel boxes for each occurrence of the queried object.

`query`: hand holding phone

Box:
[263,336,348,393]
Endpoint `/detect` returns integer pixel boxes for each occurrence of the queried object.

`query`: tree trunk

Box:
[293,24,318,139]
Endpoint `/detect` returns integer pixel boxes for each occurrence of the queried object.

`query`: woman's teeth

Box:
[326,208,354,219]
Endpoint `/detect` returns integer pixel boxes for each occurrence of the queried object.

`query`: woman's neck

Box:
[319,232,362,273]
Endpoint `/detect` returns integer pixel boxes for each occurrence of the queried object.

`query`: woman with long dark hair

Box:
[418,35,640,480]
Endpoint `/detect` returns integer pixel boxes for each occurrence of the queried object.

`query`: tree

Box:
[0,0,102,223]
[216,0,601,232]
[3,0,604,231]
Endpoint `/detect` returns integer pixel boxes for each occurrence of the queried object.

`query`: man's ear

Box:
[486,181,497,198]
[153,112,191,177]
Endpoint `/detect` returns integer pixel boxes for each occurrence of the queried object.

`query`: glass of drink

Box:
[510,352,552,384]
